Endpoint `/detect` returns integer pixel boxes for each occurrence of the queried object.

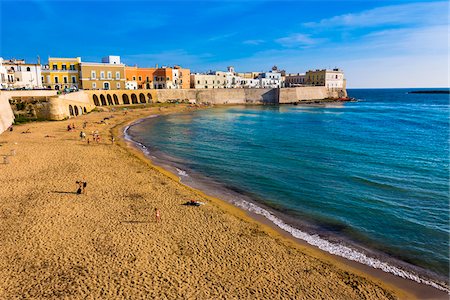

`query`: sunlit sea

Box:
[126,88,449,290]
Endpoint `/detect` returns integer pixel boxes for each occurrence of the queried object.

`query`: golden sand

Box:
[0,105,409,299]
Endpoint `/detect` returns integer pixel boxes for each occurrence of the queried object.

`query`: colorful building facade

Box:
[79,61,125,90]
[42,57,81,90]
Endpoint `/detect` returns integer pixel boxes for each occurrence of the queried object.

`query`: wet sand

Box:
[0,104,431,299]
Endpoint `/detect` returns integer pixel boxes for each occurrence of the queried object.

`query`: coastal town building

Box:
[256,66,283,88]
[125,65,190,90]
[154,66,190,89]
[285,73,306,87]
[306,68,345,89]
[41,57,81,90]
[190,66,242,89]
[0,58,8,89]
[1,58,43,89]
[79,56,125,90]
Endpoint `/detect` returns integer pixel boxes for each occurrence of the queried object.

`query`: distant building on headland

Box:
[1,58,42,89]
[191,66,284,89]
[284,73,306,87]
[306,68,345,89]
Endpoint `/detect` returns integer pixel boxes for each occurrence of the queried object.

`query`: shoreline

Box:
[0,104,444,299]
[121,106,448,299]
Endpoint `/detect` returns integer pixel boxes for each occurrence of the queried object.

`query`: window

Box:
[69,64,75,70]
[92,82,96,89]
[100,71,105,79]
[53,65,58,70]
[54,76,59,83]
[138,76,142,81]
[197,80,200,84]
[71,76,76,83]
[26,67,31,72]
[63,77,68,83]
[91,71,96,79]
[146,76,149,81]
[116,72,120,79]
[107,71,112,79]
[62,65,67,70]
[41,76,44,82]
[117,83,120,89]
[132,76,136,81]
[166,77,169,80]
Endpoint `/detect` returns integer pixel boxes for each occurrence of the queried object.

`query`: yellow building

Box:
[42,57,81,90]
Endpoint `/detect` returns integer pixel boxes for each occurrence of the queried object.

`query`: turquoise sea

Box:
[125,89,449,290]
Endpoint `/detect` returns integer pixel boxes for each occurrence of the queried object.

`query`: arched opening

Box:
[146,83,150,89]
[93,95,100,106]
[122,94,130,104]
[147,93,153,103]
[100,94,106,106]
[131,93,138,104]
[83,107,87,113]
[113,94,119,105]
[139,93,146,103]
[74,106,79,116]
[69,105,74,116]
[107,94,113,105]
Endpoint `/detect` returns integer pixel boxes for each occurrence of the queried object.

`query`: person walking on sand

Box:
[80,131,86,141]
[155,208,161,223]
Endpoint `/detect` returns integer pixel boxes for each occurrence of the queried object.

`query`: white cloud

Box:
[303,1,448,29]
[243,39,265,45]
[275,33,326,48]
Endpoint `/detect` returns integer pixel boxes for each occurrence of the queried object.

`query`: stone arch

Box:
[93,94,100,106]
[69,105,74,116]
[122,94,130,104]
[147,93,153,103]
[100,94,106,106]
[113,94,119,105]
[139,93,146,103]
[83,107,87,113]
[131,93,138,104]
[107,94,113,105]
[74,106,79,116]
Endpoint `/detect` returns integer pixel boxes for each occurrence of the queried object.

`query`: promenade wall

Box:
[0,87,347,125]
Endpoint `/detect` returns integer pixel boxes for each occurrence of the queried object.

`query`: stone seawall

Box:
[0,93,15,134]
[279,87,347,103]
[0,87,347,126]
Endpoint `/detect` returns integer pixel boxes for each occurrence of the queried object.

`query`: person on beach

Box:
[76,181,87,195]
[3,156,9,164]
[87,138,90,145]
[67,124,72,131]
[80,131,86,141]
[111,136,115,144]
[155,208,161,223]
[82,121,87,129]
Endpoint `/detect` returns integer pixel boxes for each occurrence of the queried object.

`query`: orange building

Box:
[125,66,156,89]
[125,65,190,89]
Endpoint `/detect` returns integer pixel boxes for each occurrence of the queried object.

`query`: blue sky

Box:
[1,0,448,87]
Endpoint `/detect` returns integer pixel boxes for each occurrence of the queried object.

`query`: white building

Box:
[0,58,8,89]
[190,66,243,89]
[125,81,138,90]
[2,59,42,89]
[102,55,121,65]
[256,66,283,88]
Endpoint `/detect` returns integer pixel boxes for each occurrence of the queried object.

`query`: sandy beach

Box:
[0,104,418,299]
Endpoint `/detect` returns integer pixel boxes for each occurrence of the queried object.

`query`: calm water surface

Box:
[127,88,449,289]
